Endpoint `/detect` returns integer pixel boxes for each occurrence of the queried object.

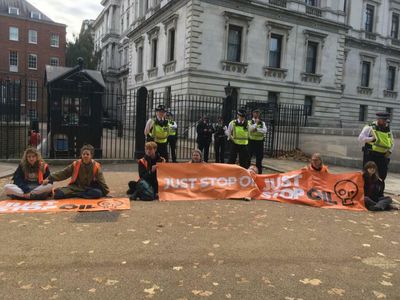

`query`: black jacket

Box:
[12,163,51,193]
[363,174,384,202]
[138,154,164,183]
[196,121,214,143]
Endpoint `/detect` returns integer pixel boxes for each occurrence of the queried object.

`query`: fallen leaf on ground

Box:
[105,279,119,286]
[20,283,33,290]
[144,284,160,296]
[88,288,96,293]
[173,266,183,271]
[142,240,151,245]
[362,244,371,247]
[328,288,345,296]
[300,278,321,286]
[380,281,392,286]
[41,285,54,290]
[192,290,213,297]
[373,291,386,298]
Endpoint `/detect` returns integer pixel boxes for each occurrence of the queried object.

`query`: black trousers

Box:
[364,196,392,211]
[363,149,390,181]
[228,141,250,169]
[214,139,225,163]
[157,142,169,162]
[248,139,264,174]
[198,141,211,162]
[168,135,177,162]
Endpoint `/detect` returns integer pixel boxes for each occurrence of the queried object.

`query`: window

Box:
[148,90,154,109]
[28,80,38,101]
[124,48,128,65]
[269,34,282,68]
[8,7,19,15]
[306,41,318,74]
[359,105,368,122]
[28,54,37,70]
[151,38,158,68]
[361,61,371,87]
[28,109,37,119]
[365,4,375,32]
[50,57,59,66]
[51,34,60,47]
[268,92,279,106]
[168,29,175,62]
[387,66,396,91]
[391,13,399,39]
[9,27,19,41]
[137,46,143,73]
[29,30,37,44]
[30,11,41,19]
[305,0,319,6]
[227,25,242,62]
[386,107,393,121]
[9,51,18,72]
[304,96,314,116]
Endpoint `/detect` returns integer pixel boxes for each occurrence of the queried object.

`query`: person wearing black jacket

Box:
[363,161,392,211]
[4,147,52,200]
[127,142,165,200]
[213,117,227,163]
[196,116,214,162]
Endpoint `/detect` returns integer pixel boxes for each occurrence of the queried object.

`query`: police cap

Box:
[376,112,390,119]
[237,109,246,117]
[155,105,166,112]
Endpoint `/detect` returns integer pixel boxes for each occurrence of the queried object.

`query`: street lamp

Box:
[224,82,233,97]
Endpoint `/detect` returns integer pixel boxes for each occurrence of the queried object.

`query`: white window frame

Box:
[28,30,38,44]
[9,51,18,72]
[222,11,253,63]
[147,26,160,69]
[134,36,144,74]
[359,53,376,88]
[28,54,38,70]
[50,57,59,66]
[28,80,38,102]
[362,1,379,33]
[51,34,60,48]
[266,21,292,69]
[8,7,19,15]
[303,30,327,75]
[30,11,41,20]
[9,27,19,41]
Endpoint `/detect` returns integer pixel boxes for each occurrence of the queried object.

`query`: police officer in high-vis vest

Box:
[248,108,267,174]
[358,112,394,182]
[144,104,170,161]
[226,109,250,169]
[167,112,178,163]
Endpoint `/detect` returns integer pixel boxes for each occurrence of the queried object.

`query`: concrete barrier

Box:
[299,127,399,173]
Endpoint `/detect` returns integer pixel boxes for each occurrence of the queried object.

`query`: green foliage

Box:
[66,23,99,69]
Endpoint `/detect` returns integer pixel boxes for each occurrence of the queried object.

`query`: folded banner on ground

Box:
[158,163,260,201]
[255,169,366,211]
[0,198,130,214]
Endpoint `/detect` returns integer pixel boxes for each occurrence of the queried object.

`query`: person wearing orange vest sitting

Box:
[127,142,165,200]
[4,147,52,200]
[304,153,329,173]
[43,144,109,199]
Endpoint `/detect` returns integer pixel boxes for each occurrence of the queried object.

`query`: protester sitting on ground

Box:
[127,141,165,201]
[362,161,393,211]
[189,149,204,163]
[4,147,52,200]
[305,153,329,173]
[42,144,109,199]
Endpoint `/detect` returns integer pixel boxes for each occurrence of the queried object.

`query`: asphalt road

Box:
[0,166,399,299]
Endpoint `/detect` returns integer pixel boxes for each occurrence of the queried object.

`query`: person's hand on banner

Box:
[151,165,157,172]
[42,179,49,185]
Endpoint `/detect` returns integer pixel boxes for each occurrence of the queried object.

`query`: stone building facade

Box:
[93,0,400,129]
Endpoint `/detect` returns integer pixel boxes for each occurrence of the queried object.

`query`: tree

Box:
[66,21,100,69]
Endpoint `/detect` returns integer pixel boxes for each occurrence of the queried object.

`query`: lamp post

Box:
[222,82,234,161]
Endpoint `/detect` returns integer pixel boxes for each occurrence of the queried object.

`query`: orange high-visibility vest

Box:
[69,159,100,185]
[25,162,48,184]
[307,164,329,173]
[138,158,148,169]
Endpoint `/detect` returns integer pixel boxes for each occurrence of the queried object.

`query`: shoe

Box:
[8,194,25,200]
[390,203,400,210]
[369,206,384,212]
[30,193,49,200]
[126,189,134,195]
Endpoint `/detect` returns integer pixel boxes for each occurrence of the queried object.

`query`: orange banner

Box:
[255,169,366,211]
[0,198,130,214]
[158,163,260,201]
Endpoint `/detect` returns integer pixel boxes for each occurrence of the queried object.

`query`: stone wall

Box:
[299,127,399,173]
[0,122,29,159]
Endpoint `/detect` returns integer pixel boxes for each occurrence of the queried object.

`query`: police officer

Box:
[213,116,227,163]
[167,112,178,163]
[226,109,250,169]
[358,112,394,182]
[248,108,267,174]
[196,115,214,162]
[144,104,169,161]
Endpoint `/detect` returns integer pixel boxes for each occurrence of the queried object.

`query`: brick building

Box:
[0,0,66,119]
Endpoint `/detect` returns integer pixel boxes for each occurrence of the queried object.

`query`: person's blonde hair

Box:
[145,141,158,150]
[20,147,44,174]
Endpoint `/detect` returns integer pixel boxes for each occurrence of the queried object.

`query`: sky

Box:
[28,0,104,41]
